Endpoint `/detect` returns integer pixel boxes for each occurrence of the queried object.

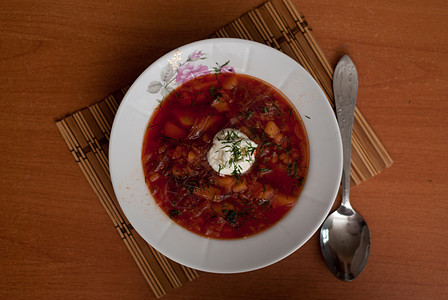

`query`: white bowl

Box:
[109,38,342,273]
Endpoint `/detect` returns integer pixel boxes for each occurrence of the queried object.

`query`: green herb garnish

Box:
[169,209,181,218]
[244,110,253,119]
[209,85,222,102]
[271,98,281,116]
[217,129,257,180]
[212,60,230,74]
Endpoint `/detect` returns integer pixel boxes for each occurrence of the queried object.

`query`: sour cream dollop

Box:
[207,128,258,176]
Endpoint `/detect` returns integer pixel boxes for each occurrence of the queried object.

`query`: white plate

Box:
[109,38,342,273]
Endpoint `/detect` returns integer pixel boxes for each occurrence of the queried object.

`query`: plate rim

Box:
[109,38,342,273]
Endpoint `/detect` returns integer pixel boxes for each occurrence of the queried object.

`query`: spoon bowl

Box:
[320,203,371,281]
[319,55,371,281]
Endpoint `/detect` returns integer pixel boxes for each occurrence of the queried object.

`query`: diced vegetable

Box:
[174,110,195,126]
[149,173,160,182]
[279,153,289,164]
[212,99,230,112]
[193,185,222,201]
[187,150,197,163]
[272,192,295,208]
[232,179,248,193]
[221,74,238,90]
[273,133,284,144]
[264,121,280,138]
[164,121,186,139]
[214,176,235,193]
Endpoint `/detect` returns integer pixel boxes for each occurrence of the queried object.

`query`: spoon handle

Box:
[333,55,358,207]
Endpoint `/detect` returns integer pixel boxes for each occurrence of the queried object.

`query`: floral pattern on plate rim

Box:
[147,50,235,101]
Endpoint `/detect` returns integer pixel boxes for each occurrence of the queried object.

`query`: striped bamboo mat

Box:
[56,0,392,297]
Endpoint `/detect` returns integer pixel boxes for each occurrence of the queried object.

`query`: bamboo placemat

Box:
[56,0,392,298]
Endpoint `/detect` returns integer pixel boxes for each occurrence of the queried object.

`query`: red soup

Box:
[142,73,309,239]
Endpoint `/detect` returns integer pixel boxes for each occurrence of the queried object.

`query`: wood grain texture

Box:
[56,89,201,298]
[1,0,447,299]
[53,2,394,297]
[212,0,393,185]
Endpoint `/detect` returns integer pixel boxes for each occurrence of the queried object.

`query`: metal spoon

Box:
[319,55,371,281]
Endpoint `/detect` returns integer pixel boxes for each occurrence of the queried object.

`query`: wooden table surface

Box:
[1,0,447,299]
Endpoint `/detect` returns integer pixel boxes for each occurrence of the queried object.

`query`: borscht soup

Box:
[142,73,309,239]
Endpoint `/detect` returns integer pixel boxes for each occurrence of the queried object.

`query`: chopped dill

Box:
[222,209,239,227]
[148,123,160,129]
[190,91,203,106]
[209,85,222,102]
[217,129,257,180]
[169,209,181,218]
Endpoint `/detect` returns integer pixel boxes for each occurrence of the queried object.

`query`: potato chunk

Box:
[221,74,238,90]
[264,121,280,138]
[232,179,248,193]
[214,176,236,193]
[164,121,186,139]
[272,192,295,208]
[193,185,222,201]
[173,110,195,127]
[212,99,230,112]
